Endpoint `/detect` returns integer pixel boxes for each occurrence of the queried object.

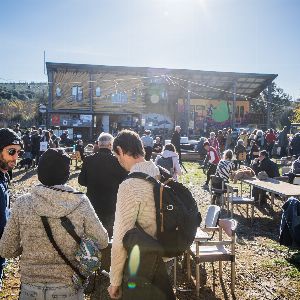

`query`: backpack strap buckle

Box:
[166,205,174,211]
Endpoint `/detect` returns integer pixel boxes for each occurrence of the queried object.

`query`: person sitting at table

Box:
[234,139,247,168]
[215,150,235,183]
[251,150,280,202]
[283,156,300,184]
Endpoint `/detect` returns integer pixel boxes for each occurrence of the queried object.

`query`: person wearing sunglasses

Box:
[0,128,22,290]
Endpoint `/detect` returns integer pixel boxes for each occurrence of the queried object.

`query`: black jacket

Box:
[78,148,127,220]
[252,157,280,178]
[291,133,300,156]
[279,198,300,248]
[171,131,181,154]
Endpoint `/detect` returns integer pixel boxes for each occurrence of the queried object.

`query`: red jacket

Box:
[207,146,220,165]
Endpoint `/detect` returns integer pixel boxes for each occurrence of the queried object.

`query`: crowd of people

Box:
[1,122,300,299]
[0,124,186,300]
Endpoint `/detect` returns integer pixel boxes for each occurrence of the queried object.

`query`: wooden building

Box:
[46,62,277,140]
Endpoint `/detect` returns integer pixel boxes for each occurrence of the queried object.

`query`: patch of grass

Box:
[286,268,300,278]
[264,240,289,252]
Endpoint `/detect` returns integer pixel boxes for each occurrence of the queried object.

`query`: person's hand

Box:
[108,285,122,299]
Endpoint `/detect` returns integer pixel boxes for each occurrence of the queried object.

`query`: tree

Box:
[250,82,292,128]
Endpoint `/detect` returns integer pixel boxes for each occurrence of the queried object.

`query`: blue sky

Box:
[0,0,299,98]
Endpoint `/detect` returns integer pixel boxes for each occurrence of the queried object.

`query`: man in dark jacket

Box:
[251,150,279,202]
[0,128,22,289]
[290,132,300,157]
[78,132,127,238]
[171,125,181,161]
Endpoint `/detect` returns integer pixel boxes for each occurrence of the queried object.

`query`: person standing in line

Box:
[208,132,220,154]
[155,143,182,181]
[171,125,181,162]
[141,130,154,161]
[0,148,108,299]
[108,130,175,300]
[31,129,41,167]
[0,128,22,290]
[78,133,128,238]
[202,141,220,189]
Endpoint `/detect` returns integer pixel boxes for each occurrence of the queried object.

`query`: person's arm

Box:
[0,201,22,258]
[78,160,88,186]
[110,182,140,287]
[173,156,182,176]
[83,198,108,249]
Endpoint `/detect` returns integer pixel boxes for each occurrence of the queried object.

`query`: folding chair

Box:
[210,175,227,210]
[186,205,221,295]
[226,184,255,224]
[236,152,247,168]
[189,218,238,296]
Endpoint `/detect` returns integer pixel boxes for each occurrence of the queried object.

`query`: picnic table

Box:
[240,177,300,204]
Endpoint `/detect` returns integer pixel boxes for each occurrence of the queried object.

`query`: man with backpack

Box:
[109,130,200,300]
[108,129,162,299]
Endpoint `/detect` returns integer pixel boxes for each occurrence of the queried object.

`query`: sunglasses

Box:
[5,148,22,156]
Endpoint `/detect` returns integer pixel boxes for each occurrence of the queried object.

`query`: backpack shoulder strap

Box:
[126,172,158,185]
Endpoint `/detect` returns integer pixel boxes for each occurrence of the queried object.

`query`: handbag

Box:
[41,216,102,290]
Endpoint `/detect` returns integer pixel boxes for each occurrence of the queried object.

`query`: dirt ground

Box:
[0,162,299,300]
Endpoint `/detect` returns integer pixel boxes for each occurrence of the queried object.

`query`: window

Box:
[235,106,240,118]
[56,87,61,97]
[111,92,128,104]
[95,87,101,97]
[71,86,83,101]
[240,106,244,118]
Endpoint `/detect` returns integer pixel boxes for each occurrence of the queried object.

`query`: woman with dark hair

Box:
[155,143,182,180]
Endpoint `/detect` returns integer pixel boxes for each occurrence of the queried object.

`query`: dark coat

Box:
[78,148,128,221]
[291,133,300,156]
[252,157,280,178]
[171,131,181,154]
[31,133,41,154]
[279,198,300,248]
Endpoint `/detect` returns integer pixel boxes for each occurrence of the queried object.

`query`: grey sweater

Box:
[0,184,108,285]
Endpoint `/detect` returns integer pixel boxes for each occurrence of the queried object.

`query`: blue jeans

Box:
[19,283,84,300]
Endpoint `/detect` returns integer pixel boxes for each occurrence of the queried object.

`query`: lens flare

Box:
[128,244,140,276]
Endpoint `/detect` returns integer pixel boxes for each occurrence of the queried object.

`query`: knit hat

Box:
[38,148,70,186]
[0,128,23,150]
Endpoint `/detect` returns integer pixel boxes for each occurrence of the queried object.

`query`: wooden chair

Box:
[189,218,238,296]
[186,205,221,296]
[226,184,255,224]
[210,175,227,210]
[236,152,247,168]
[210,176,238,211]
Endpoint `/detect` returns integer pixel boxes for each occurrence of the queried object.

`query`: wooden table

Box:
[241,177,300,204]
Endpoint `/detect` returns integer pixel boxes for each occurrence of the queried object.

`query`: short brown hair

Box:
[164,143,176,152]
[113,130,145,158]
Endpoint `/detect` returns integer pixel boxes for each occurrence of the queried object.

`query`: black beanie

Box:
[38,148,71,186]
[0,128,23,150]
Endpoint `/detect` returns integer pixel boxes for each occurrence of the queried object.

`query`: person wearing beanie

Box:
[0,128,22,290]
[0,148,108,299]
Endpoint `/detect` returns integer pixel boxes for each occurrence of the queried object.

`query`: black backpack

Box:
[156,156,174,175]
[127,168,201,257]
